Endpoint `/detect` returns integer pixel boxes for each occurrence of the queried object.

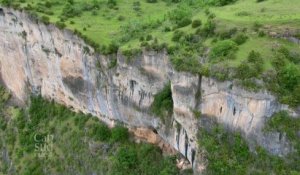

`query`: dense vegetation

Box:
[151,83,173,123]
[198,116,300,175]
[0,88,179,175]
[1,0,300,107]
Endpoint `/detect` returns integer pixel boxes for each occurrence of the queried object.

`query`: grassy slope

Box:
[6,0,300,57]
[17,0,176,47]
[209,0,300,70]
[211,0,300,27]
[228,36,299,70]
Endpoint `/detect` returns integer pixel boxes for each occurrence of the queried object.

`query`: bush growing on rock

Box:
[55,21,66,29]
[151,83,173,122]
[171,54,202,74]
[40,15,50,25]
[103,41,119,55]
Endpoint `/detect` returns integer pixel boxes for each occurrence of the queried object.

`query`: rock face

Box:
[200,78,292,155]
[0,8,296,172]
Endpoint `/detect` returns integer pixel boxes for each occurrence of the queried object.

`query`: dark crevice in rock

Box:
[191,149,196,166]
[233,106,236,116]
[176,121,181,150]
[195,74,202,109]
[279,132,283,141]
[152,128,158,134]
[63,76,87,94]
[129,80,137,96]
[55,48,62,57]
[184,131,188,158]
[23,42,35,92]
[0,8,4,16]
[138,89,147,106]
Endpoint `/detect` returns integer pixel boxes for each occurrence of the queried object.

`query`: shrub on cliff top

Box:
[209,39,238,61]
[235,50,263,79]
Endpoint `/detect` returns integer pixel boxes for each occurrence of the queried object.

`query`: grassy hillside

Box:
[4,0,177,49]
[1,0,299,104]
[3,0,299,48]
[211,0,300,27]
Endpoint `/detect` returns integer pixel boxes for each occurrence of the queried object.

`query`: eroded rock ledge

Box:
[0,8,296,173]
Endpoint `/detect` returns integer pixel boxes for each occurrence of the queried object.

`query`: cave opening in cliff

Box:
[152,128,158,134]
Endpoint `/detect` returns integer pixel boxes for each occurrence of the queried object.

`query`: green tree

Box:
[278,64,300,92]
[209,40,238,61]
[111,125,129,142]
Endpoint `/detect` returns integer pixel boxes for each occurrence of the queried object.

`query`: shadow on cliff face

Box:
[62,76,90,95]
[0,8,4,16]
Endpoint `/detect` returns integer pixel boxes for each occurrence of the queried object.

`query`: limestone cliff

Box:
[0,8,296,173]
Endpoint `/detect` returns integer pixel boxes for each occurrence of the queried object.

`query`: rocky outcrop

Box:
[0,8,296,173]
[200,77,292,155]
